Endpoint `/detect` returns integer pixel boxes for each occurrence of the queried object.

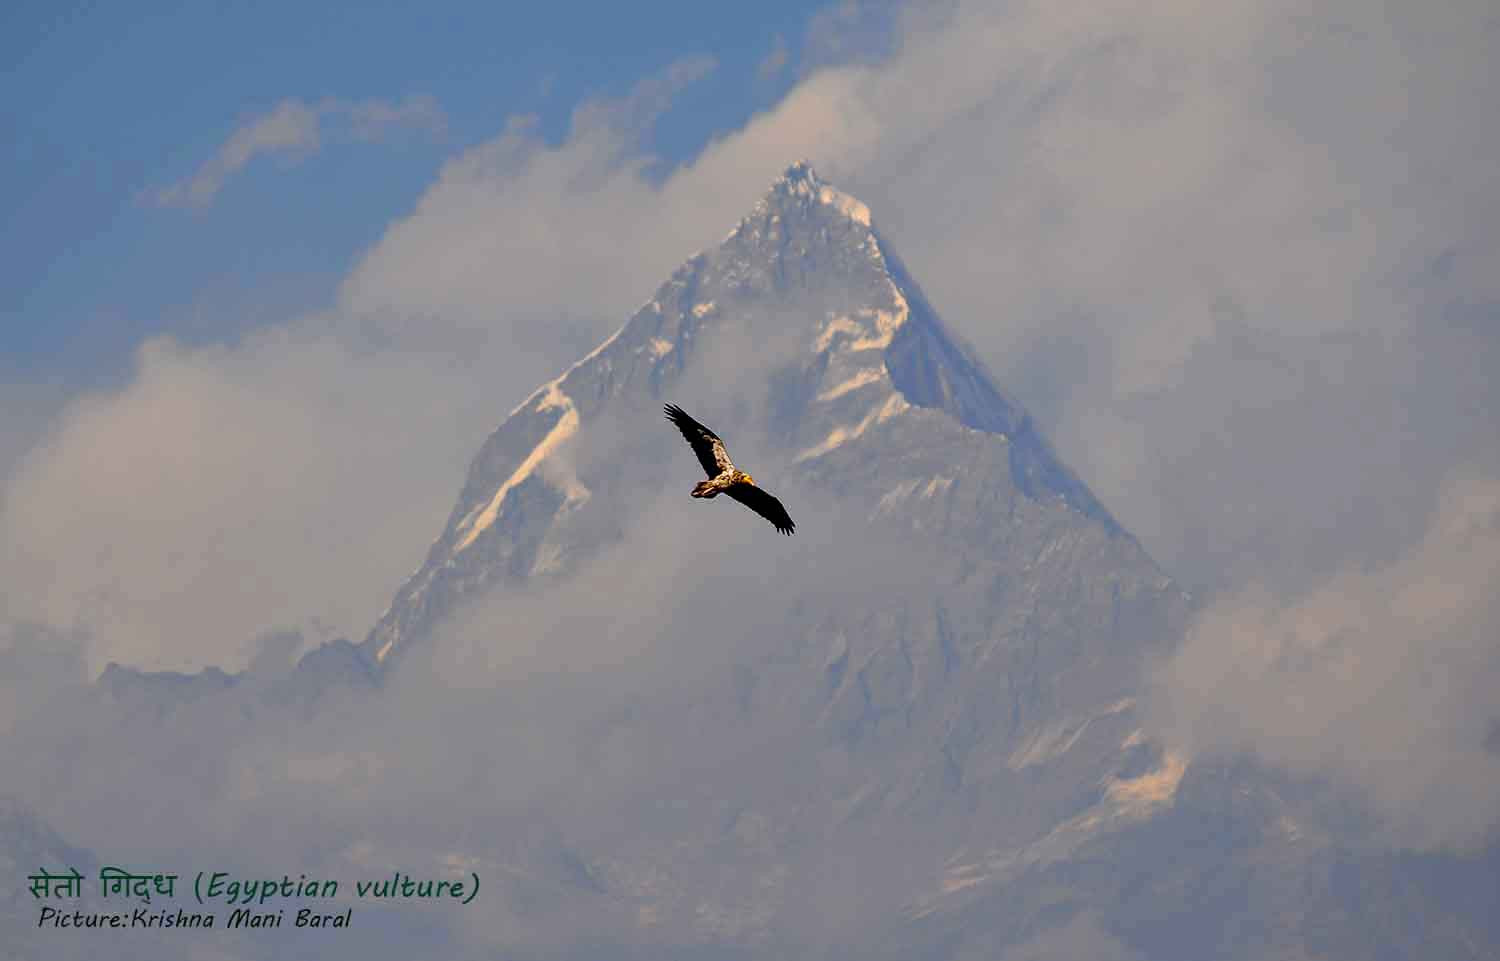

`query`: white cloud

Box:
[340,58,720,330]
[1149,468,1500,849]
[0,330,499,672]
[149,95,445,209]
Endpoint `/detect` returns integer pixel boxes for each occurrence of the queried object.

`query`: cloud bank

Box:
[1150,469,1500,849]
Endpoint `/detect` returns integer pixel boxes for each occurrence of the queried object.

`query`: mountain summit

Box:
[360,162,1118,669]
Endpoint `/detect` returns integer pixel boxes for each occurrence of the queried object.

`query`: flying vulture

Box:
[664,403,795,535]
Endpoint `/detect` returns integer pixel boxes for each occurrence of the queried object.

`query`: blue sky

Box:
[2,0,837,381]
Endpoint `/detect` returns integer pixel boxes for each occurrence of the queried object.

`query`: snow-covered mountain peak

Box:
[771,158,822,198]
[769,160,872,225]
[729,162,876,246]
[360,163,1117,668]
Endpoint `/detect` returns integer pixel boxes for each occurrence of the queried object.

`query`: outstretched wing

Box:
[664,403,734,477]
[725,482,796,535]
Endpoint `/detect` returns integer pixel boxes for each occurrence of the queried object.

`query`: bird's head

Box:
[742,474,756,486]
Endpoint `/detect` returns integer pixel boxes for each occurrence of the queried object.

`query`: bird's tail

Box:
[691,481,716,498]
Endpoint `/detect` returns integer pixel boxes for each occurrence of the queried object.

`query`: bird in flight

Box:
[664,403,796,535]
